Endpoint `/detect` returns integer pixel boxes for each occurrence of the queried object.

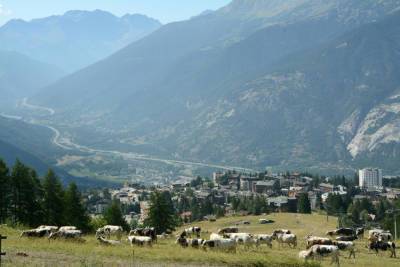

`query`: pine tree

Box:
[298,193,311,214]
[103,200,129,231]
[43,169,65,226]
[0,159,9,223]
[145,191,177,234]
[9,160,42,226]
[25,169,44,227]
[64,182,90,232]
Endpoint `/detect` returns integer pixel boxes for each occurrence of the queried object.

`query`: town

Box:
[84,168,400,234]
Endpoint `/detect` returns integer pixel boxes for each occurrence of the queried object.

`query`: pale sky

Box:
[0,0,231,26]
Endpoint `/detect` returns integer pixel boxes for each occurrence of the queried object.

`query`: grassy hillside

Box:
[1,213,399,266]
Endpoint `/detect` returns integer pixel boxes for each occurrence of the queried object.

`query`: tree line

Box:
[0,159,90,231]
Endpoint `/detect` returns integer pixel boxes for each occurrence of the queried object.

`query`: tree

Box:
[43,169,65,226]
[298,193,311,214]
[0,159,9,223]
[348,201,360,225]
[9,160,42,226]
[64,182,90,232]
[145,191,177,234]
[103,200,129,231]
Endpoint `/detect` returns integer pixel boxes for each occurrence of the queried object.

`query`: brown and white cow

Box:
[305,236,333,249]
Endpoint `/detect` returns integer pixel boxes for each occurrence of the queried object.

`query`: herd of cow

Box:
[19,224,397,266]
[175,226,397,266]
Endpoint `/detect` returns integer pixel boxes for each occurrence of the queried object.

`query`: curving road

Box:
[19,98,256,173]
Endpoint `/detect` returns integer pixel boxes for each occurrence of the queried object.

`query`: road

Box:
[17,98,256,172]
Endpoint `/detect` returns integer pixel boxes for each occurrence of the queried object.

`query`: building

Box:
[253,180,277,194]
[359,168,382,188]
[240,176,261,191]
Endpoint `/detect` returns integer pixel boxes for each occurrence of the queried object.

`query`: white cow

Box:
[305,236,333,249]
[333,241,355,258]
[275,233,297,248]
[299,245,340,266]
[97,225,123,240]
[182,227,201,238]
[128,235,153,246]
[224,233,257,249]
[49,229,83,242]
[255,234,273,248]
[202,238,236,253]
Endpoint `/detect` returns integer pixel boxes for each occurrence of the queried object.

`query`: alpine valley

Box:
[2,0,400,184]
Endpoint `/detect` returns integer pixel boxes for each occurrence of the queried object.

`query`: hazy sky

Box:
[0,0,231,25]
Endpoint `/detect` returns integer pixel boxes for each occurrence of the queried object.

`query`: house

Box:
[319,183,335,193]
[253,180,277,194]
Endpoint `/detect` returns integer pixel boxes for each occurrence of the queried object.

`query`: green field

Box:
[0,213,399,267]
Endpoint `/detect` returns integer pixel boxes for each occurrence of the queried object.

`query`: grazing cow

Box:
[274,233,297,248]
[128,235,153,247]
[299,245,340,266]
[255,234,273,248]
[202,238,236,253]
[20,229,50,238]
[97,225,123,241]
[369,241,396,258]
[336,235,357,241]
[333,241,356,258]
[59,226,77,232]
[326,228,355,236]
[97,236,122,246]
[305,236,333,249]
[217,227,239,235]
[176,236,189,248]
[130,227,157,241]
[181,227,201,238]
[49,230,84,242]
[225,233,258,249]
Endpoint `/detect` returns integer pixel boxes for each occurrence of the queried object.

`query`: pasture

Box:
[0,213,399,266]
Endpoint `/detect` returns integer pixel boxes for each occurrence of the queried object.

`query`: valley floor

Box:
[1,213,399,267]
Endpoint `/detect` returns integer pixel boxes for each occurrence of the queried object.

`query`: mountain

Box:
[0,10,161,72]
[33,0,400,173]
[0,50,64,107]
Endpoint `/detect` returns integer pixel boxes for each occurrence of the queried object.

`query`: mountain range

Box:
[0,10,161,72]
[20,0,400,174]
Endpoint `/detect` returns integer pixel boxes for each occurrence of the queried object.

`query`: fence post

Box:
[0,234,7,267]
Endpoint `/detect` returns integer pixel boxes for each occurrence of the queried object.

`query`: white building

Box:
[359,168,382,188]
